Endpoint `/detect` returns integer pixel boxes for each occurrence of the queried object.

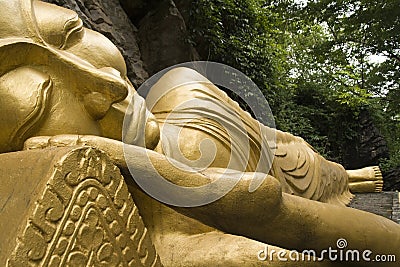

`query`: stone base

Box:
[349,192,400,223]
[0,146,162,267]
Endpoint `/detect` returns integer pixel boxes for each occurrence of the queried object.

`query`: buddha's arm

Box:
[25,135,400,265]
[175,169,400,266]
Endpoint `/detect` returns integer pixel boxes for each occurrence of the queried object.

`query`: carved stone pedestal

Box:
[0,146,162,267]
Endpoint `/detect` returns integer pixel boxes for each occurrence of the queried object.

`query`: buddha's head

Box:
[0,0,159,153]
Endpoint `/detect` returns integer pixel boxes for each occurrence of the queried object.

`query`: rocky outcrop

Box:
[358,111,390,166]
[384,167,400,191]
[343,110,390,170]
[120,0,199,76]
[137,0,199,75]
[118,0,160,24]
[341,110,398,190]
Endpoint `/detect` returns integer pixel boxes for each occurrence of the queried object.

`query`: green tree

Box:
[189,0,293,118]
[188,0,399,167]
[302,0,400,168]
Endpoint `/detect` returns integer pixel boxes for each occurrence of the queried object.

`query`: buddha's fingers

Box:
[24,135,127,168]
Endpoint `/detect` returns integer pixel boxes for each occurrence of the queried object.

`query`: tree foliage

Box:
[302,0,400,168]
[188,0,399,168]
[189,0,292,110]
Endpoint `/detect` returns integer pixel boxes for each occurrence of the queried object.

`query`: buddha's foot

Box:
[347,166,383,193]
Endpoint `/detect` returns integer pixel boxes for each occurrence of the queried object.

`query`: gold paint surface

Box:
[1,1,399,266]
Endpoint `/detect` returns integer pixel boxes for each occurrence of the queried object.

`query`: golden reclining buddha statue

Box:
[0,0,398,266]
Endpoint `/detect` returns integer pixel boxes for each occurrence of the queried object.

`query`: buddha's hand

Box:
[24,135,128,169]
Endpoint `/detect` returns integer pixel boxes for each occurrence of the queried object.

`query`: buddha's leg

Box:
[179,170,400,267]
[127,177,337,267]
[154,231,340,267]
[269,128,383,199]
[347,166,384,192]
[268,130,354,204]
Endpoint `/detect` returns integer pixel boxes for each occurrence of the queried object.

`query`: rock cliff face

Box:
[136,0,199,75]
[43,0,398,190]
[357,111,390,167]
[344,110,390,170]
[384,167,400,191]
